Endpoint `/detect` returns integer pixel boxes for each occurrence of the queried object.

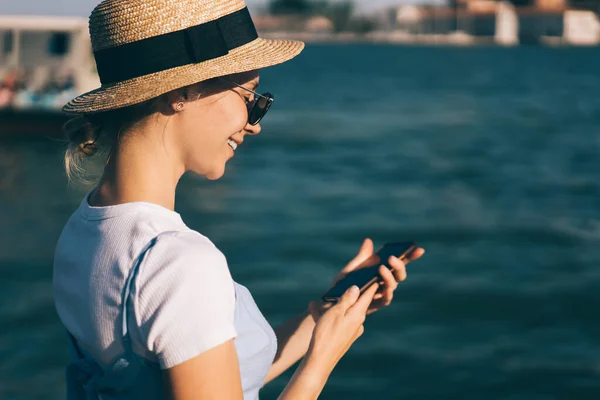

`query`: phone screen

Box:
[322,242,416,302]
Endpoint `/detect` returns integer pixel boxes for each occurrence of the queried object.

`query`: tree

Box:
[267,0,360,33]
[324,1,354,32]
[349,17,376,34]
[269,0,313,15]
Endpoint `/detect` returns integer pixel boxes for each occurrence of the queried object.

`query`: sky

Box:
[0,0,415,17]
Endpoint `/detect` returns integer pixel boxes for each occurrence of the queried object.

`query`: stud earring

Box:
[175,102,185,112]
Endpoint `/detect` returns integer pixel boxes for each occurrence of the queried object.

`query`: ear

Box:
[155,91,183,116]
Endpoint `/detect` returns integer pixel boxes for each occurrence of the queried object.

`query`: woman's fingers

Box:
[378,266,397,306]
[363,250,421,312]
[407,247,425,262]
[349,283,379,316]
[335,285,361,313]
[379,265,398,289]
[388,256,407,282]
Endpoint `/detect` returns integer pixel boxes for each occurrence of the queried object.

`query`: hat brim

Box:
[63,38,304,114]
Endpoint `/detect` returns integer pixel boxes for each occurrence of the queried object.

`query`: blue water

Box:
[2,44,600,399]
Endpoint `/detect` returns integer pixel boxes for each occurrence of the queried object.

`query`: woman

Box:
[53,0,425,399]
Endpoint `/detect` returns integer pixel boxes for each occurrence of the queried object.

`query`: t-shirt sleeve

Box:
[133,231,237,369]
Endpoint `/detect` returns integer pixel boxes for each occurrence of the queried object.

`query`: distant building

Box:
[390,0,600,46]
[450,0,565,43]
[496,2,519,45]
[253,15,303,32]
[305,16,334,33]
[518,8,564,43]
[467,0,498,13]
[534,0,567,11]
[0,16,98,93]
[253,14,333,34]
[564,10,600,44]
[396,5,425,34]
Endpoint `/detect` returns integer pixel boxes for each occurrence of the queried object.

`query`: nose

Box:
[244,122,261,136]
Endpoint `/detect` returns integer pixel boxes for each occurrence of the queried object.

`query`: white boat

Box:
[0,15,99,136]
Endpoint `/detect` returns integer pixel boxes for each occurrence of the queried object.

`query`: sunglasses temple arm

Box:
[219,77,271,101]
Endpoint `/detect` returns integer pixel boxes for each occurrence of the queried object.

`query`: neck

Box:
[90,123,185,211]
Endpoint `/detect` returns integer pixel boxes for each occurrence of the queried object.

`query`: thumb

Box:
[357,238,373,257]
[358,238,373,255]
[335,285,360,312]
[343,238,374,272]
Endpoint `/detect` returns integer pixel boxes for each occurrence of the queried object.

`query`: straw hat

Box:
[63,0,304,114]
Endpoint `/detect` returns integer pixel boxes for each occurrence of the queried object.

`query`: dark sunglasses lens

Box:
[249,95,272,125]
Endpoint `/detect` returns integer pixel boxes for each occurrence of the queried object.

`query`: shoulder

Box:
[134,231,238,368]
[140,230,233,292]
[149,230,227,265]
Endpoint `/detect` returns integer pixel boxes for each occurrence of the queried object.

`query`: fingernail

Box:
[349,285,359,295]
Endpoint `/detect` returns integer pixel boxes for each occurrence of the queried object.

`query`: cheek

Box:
[174,111,213,166]
[220,94,249,131]
[196,99,247,140]
[178,97,248,171]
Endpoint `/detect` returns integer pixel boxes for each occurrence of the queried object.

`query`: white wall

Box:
[564,10,600,45]
[495,2,519,46]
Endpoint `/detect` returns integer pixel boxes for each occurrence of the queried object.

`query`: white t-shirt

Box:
[53,192,278,399]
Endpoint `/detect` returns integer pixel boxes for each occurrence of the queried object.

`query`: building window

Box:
[49,33,70,55]
[3,31,13,55]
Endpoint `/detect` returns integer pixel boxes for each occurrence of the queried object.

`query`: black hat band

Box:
[94,7,259,85]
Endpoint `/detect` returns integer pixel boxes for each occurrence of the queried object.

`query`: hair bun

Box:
[79,140,98,157]
[64,116,99,157]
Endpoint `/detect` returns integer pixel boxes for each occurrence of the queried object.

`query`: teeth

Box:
[227,139,238,151]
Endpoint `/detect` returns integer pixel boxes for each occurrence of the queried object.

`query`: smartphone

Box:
[322,242,417,303]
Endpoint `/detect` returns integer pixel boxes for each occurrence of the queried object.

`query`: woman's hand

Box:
[304,284,379,377]
[312,239,425,321]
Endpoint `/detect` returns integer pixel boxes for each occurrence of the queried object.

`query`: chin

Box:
[205,167,226,181]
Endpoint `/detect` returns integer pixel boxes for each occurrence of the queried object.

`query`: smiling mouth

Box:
[227,139,238,151]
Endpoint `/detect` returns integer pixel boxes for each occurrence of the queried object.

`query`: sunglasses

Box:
[220,78,274,126]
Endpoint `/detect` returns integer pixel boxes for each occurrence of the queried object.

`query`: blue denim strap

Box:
[67,330,85,360]
[120,237,159,350]
[65,236,159,359]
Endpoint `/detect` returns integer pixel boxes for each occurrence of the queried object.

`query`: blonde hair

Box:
[63,79,224,183]
[63,99,158,183]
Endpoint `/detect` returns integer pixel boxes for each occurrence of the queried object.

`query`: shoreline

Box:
[261,31,597,47]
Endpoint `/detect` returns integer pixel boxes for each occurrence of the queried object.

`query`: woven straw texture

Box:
[64,0,304,114]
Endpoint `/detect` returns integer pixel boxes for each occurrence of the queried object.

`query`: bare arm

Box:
[164,340,243,400]
[164,338,324,400]
[163,337,328,400]
[165,285,378,400]
[265,310,316,384]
